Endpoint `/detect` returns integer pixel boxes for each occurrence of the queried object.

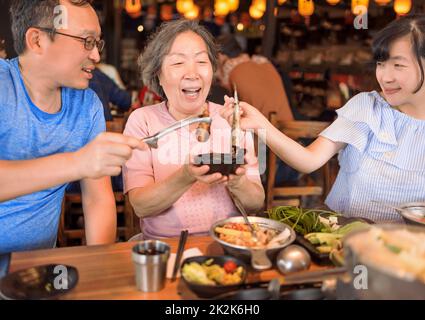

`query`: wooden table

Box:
[9,236,330,300]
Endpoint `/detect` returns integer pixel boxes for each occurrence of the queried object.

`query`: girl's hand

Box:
[220,95,268,131]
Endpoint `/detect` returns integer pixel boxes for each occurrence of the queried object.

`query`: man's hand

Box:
[75,132,146,179]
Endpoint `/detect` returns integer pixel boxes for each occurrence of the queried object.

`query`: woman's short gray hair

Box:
[138,19,218,99]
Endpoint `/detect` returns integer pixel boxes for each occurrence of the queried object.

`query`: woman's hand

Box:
[220,95,269,131]
[182,158,228,185]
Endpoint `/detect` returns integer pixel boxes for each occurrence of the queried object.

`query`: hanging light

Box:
[298,0,314,17]
[184,4,200,19]
[327,0,341,5]
[278,0,288,4]
[374,0,391,6]
[228,0,239,12]
[176,0,194,14]
[125,0,142,15]
[249,5,264,19]
[253,0,266,13]
[215,0,230,16]
[394,0,412,15]
[160,4,173,21]
[351,0,369,15]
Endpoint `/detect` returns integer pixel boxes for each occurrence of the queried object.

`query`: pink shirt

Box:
[123,101,261,238]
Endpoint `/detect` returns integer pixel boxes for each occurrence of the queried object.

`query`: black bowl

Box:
[180,255,247,298]
[193,149,246,176]
[0,264,78,300]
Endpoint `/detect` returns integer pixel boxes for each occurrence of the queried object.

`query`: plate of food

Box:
[266,206,372,265]
[180,255,247,298]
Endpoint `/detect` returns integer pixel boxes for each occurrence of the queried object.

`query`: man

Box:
[0,0,145,253]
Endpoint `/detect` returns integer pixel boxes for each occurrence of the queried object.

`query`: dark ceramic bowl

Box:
[193,149,246,176]
[180,255,247,298]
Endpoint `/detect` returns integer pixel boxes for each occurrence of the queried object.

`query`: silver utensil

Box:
[283,267,347,285]
[276,245,311,274]
[142,116,212,149]
[228,191,259,244]
[267,278,281,300]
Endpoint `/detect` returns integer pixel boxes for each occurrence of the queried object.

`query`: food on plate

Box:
[214,222,289,248]
[182,258,244,286]
[346,227,425,283]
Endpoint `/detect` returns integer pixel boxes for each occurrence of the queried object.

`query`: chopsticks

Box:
[171,229,188,282]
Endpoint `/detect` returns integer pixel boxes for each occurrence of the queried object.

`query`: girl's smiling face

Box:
[376,35,425,108]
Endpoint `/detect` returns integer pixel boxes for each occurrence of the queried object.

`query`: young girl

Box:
[221,15,425,223]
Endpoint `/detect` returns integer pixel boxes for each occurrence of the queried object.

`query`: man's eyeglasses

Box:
[33,27,105,53]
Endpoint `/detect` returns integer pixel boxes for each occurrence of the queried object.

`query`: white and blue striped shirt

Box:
[320,91,425,223]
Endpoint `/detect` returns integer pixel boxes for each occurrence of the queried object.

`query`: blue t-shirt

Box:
[0,58,105,254]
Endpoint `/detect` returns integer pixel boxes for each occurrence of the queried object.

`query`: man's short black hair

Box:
[10,0,93,55]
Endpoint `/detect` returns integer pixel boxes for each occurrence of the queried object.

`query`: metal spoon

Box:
[142,116,212,149]
[276,245,311,274]
[229,192,259,244]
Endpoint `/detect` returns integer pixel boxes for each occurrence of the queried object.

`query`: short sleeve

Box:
[86,94,106,143]
[320,92,397,153]
[122,109,154,193]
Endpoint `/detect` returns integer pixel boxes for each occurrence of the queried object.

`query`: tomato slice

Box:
[223,260,238,273]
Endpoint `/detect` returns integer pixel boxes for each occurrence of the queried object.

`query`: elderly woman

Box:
[123,20,264,239]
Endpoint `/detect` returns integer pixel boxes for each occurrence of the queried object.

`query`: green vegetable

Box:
[267,206,340,235]
[334,221,368,235]
[384,243,402,254]
[304,232,344,245]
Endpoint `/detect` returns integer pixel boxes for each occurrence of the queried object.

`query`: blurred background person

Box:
[216,34,294,123]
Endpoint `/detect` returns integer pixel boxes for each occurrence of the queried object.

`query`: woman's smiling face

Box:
[159,31,213,119]
[376,35,425,107]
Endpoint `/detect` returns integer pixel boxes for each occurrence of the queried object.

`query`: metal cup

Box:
[132,240,170,292]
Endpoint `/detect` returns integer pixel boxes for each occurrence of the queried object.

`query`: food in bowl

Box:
[214,222,290,249]
[345,226,425,283]
[193,149,246,176]
[182,258,244,286]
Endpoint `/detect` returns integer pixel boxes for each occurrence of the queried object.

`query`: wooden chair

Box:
[106,117,125,133]
[266,113,335,208]
[57,192,137,247]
